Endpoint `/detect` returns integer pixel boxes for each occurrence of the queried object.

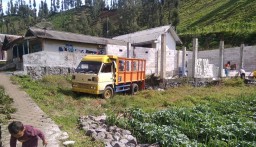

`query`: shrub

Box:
[223,78,245,87]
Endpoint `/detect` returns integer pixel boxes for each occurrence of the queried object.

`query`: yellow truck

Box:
[72,55,146,98]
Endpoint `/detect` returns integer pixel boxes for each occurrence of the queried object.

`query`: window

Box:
[101,63,112,73]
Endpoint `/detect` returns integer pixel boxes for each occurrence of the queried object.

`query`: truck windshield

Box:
[75,61,102,74]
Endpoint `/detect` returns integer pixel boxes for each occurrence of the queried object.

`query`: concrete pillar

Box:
[132,46,136,58]
[192,38,198,78]
[239,43,244,69]
[157,44,161,76]
[16,46,19,59]
[127,42,131,58]
[27,40,30,54]
[182,46,187,76]
[218,40,224,78]
[22,43,25,56]
[160,34,166,79]
[4,51,7,60]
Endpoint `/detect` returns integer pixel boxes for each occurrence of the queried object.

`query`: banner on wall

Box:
[58,44,104,54]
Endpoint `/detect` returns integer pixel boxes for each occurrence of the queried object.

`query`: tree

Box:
[35,19,54,30]
[43,0,49,16]
[33,0,36,9]
[78,12,90,34]
[85,0,92,6]
[56,0,60,11]
[29,0,32,9]
[75,0,82,8]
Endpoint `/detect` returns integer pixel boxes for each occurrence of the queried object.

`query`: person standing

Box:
[240,68,246,79]
[225,61,231,77]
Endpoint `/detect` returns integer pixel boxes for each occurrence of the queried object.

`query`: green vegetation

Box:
[0,86,15,123]
[11,75,256,146]
[2,0,256,49]
[178,0,256,49]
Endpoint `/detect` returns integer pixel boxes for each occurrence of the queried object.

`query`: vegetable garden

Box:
[107,89,256,146]
[10,75,256,146]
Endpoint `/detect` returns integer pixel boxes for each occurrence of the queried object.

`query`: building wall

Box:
[106,44,128,57]
[166,33,176,50]
[198,45,256,72]
[43,40,105,54]
[134,47,179,77]
[0,50,7,61]
[23,51,84,68]
[23,51,84,79]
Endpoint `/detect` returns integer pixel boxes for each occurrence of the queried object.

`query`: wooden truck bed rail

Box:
[116,57,146,85]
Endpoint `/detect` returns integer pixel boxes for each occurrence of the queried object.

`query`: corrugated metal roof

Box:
[113,25,182,45]
[27,27,127,46]
[0,34,5,43]
[0,34,21,43]
[1,34,23,50]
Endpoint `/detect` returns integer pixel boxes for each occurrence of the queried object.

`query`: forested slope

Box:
[1,0,256,49]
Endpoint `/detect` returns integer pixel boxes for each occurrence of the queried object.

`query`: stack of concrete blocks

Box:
[187,58,219,79]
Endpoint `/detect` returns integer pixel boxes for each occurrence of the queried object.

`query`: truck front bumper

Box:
[72,83,100,94]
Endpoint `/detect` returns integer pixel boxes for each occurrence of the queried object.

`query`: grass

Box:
[10,75,256,146]
[0,86,15,123]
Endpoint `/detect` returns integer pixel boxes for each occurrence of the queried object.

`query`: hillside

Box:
[1,0,256,49]
[178,0,256,48]
[178,0,256,33]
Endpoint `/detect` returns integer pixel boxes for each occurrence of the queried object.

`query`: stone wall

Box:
[198,45,256,72]
[23,51,84,79]
[23,44,256,79]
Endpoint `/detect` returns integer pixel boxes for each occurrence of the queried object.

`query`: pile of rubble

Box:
[79,115,159,147]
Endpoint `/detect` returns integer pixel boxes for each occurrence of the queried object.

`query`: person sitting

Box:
[253,70,256,78]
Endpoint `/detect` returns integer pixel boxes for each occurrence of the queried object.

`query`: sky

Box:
[1,0,51,13]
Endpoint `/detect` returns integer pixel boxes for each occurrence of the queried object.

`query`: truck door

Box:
[99,63,114,84]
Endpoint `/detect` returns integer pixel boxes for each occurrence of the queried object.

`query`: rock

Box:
[126,143,136,147]
[63,140,75,146]
[122,130,131,135]
[79,115,147,147]
[95,114,107,121]
[120,138,128,144]
[59,132,69,140]
[105,132,113,140]
[95,128,107,133]
[113,142,125,147]
[108,126,116,132]
[97,132,106,140]
[105,142,112,147]
[90,123,98,129]
[85,129,96,136]
[82,124,90,131]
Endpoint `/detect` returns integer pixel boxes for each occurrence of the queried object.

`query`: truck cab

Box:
[72,55,146,98]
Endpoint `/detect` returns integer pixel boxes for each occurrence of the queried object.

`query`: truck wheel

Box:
[102,86,113,99]
[131,83,139,95]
